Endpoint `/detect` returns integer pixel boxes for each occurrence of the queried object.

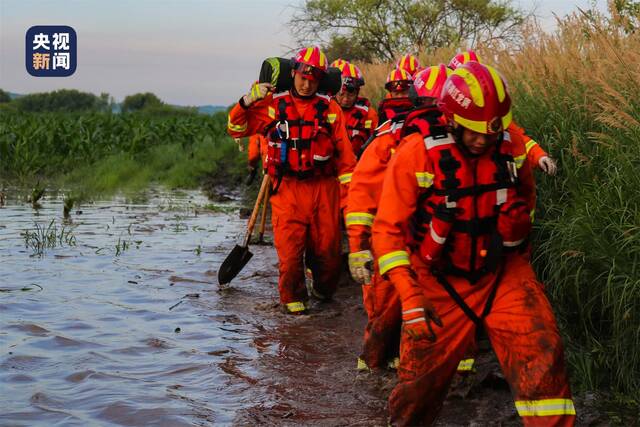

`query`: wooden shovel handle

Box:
[243,174,270,246]
[258,183,270,237]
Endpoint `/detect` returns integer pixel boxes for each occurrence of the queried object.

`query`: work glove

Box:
[538,156,557,176]
[243,82,273,107]
[387,268,443,341]
[401,291,443,342]
[348,250,373,284]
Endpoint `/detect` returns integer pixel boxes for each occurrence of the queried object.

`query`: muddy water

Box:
[0,189,603,426]
[0,189,387,426]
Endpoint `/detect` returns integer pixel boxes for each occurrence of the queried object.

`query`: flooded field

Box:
[0,189,609,426]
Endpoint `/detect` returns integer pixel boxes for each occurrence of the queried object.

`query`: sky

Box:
[0,0,608,106]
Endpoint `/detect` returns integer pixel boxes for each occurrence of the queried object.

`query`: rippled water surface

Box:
[1,189,607,427]
[0,189,391,426]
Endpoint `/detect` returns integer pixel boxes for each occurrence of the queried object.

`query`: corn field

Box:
[0,111,244,192]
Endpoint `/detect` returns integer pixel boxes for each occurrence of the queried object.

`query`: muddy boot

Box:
[305,268,333,302]
[282,301,308,315]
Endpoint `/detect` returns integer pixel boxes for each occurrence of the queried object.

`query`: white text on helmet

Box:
[446,82,472,109]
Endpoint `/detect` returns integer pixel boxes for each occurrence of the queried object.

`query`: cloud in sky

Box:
[0,0,608,106]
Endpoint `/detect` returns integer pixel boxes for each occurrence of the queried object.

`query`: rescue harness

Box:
[264,91,336,193]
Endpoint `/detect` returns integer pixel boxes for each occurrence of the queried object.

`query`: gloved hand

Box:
[401,291,443,342]
[538,156,557,176]
[348,250,373,284]
[243,82,273,107]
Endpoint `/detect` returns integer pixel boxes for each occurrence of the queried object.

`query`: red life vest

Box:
[400,105,443,139]
[343,98,373,155]
[377,97,414,123]
[264,91,336,179]
[415,131,521,282]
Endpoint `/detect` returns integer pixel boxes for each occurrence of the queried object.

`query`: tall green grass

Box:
[497,13,640,400]
[360,8,640,402]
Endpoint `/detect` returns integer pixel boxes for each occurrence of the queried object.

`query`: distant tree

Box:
[290,0,527,62]
[0,89,11,103]
[121,92,164,112]
[324,34,374,63]
[13,89,110,112]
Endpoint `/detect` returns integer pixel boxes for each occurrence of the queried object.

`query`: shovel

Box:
[257,184,270,243]
[218,174,270,285]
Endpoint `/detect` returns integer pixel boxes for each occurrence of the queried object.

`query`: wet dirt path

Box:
[0,189,604,426]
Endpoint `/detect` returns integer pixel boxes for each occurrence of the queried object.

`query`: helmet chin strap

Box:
[291,85,315,100]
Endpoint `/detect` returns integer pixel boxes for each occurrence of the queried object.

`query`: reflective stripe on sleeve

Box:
[430,226,447,245]
[364,119,373,129]
[514,154,526,169]
[515,398,576,417]
[338,173,352,184]
[415,172,434,188]
[227,118,247,133]
[525,139,538,154]
[327,113,337,124]
[503,238,525,247]
[268,106,276,119]
[345,212,374,227]
[378,250,410,275]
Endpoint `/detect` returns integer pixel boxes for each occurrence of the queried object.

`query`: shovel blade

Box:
[218,245,254,285]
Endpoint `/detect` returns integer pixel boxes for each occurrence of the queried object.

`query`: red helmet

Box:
[385,67,413,92]
[338,62,364,88]
[438,62,512,134]
[412,64,451,99]
[330,58,348,69]
[448,50,482,70]
[396,54,421,76]
[293,46,328,81]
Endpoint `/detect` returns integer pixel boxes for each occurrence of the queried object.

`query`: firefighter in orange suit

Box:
[347,65,451,371]
[333,61,378,157]
[372,62,575,426]
[378,68,415,123]
[227,46,357,314]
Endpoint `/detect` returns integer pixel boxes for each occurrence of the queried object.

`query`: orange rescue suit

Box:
[228,91,356,312]
[372,127,574,426]
[346,106,442,368]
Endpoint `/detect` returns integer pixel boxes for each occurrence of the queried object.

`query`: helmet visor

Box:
[386,80,411,92]
[294,62,325,81]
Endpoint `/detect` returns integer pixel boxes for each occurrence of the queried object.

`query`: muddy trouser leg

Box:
[361,273,402,369]
[270,178,310,309]
[306,176,341,298]
[484,255,575,427]
[388,283,477,426]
